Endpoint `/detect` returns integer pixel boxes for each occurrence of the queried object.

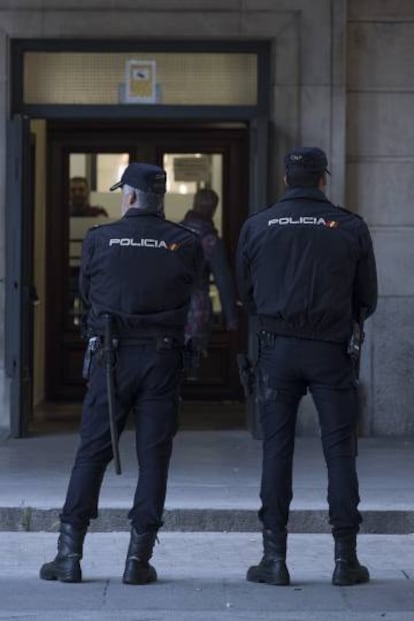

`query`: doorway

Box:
[45,120,249,404]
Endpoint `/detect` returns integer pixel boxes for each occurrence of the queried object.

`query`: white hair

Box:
[122,183,163,212]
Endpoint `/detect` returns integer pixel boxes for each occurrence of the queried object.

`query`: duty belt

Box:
[88,334,180,350]
[122,335,180,350]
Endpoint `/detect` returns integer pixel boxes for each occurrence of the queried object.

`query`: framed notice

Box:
[125,60,157,103]
[173,156,210,182]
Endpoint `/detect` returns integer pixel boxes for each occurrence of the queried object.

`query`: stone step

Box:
[1,506,413,533]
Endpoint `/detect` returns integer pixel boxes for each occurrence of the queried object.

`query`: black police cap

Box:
[110,162,166,195]
[284,147,330,176]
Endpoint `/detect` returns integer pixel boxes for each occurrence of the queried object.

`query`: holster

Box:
[82,336,101,380]
[183,339,202,380]
[237,353,255,398]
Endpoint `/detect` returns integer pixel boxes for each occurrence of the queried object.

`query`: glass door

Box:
[46,122,248,402]
[163,152,225,323]
[67,152,129,331]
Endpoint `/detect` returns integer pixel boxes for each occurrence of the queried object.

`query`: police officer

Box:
[236,147,377,586]
[40,163,203,585]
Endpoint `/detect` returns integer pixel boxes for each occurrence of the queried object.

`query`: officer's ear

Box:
[283,175,289,187]
[318,172,328,192]
[121,187,136,215]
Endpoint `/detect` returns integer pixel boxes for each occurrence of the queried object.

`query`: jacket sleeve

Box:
[353,223,378,319]
[236,221,256,315]
[207,236,238,328]
[79,229,95,308]
[192,236,205,289]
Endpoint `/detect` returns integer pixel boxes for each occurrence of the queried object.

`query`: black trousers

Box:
[256,334,361,539]
[61,344,181,533]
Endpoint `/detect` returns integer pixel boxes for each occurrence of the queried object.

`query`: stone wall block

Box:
[240,11,293,39]
[348,0,414,20]
[0,10,43,35]
[298,0,331,85]
[371,297,414,436]
[1,0,241,8]
[271,85,300,198]
[347,160,414,226]
[347,93,414,158]
[242,0,331,84]
[371,228,414,297]
[300,86,331,155]
[348,23,414,90]
[274,12,300,87]
[33,11,241,37]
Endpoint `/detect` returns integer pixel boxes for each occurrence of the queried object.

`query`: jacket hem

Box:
[257,316,348,344]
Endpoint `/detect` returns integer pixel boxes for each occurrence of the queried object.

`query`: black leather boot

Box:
[247,529,290,586]
[332,535,370,586]
[40,523,86,583]
[122,529,157,585]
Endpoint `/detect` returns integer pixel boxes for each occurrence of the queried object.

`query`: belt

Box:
[258,329,278,348]
[116,335,181,350]
[89,334,182,350]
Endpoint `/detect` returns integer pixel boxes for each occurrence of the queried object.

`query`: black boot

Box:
[122,529,157,585]
[247,529,290,586]
[332,535,370,586]
[40,523,86,583]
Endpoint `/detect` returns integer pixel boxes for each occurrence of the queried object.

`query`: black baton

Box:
[348,307,368,456]
[349,307,368,382]
[103,313,122,475]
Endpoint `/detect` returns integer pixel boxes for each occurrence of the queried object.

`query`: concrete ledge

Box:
[1,507,413,534]
[0,427,10,442]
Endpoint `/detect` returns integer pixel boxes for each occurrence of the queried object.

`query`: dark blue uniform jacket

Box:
[79,208,203,341]
[236,187,378,343]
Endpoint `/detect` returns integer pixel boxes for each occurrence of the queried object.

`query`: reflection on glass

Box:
[163,153,223,233]
[163,153,223,317]
[69,176,109,217]
[68,152,129,327]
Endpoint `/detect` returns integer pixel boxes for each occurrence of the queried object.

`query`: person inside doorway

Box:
[69,176,109,217]
[181,188,238,380]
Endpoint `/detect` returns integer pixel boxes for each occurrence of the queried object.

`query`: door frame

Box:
[5,115,35,437]
[8,38,270,436]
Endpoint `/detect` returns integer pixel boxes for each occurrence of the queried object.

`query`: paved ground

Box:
[1,532,414,620]
[1,430,414,532]
[1,427,414,619]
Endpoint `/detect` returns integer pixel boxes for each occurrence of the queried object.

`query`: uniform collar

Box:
[123,208,165,219]
[279,187,330,204]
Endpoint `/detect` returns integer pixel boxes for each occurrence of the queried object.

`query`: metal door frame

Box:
[7,38,271,436]
[5,115,34,437]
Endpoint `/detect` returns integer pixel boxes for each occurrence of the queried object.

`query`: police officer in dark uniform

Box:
[40,163,203,585]
[236,147,377,586]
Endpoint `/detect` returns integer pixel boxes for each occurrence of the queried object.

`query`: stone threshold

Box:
[1,507,413,534]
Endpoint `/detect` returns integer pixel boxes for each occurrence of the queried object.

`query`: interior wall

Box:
[30,120,47,407]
